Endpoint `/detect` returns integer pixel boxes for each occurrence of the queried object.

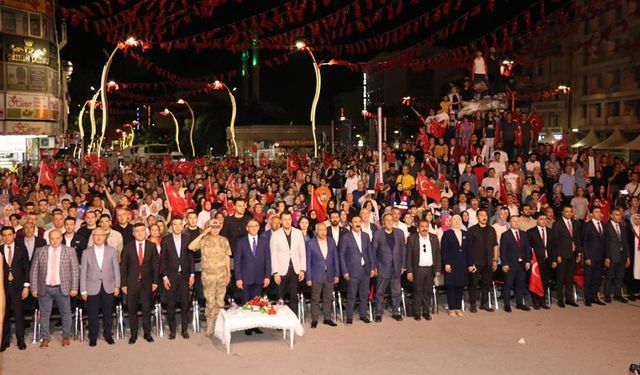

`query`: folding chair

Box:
[400,288,407,317]
[431,285,439,314]
[115,303,125,340]
[152,302,164,338]
[191,291,201,333]
[31,309,40,344]
[73,307,84,342]
[332,290,344,322]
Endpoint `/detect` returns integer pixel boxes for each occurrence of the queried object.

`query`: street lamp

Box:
[557,83,573,133]
[209,80,237,156]
[96,36,146,157]
[295,39,320,158]
[177,98,196,158]
[161,108,182,155]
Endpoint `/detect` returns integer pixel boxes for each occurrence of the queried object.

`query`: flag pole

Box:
[377,107,383,189]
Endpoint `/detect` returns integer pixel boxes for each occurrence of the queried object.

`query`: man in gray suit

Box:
[30,229,79,348]
[80,228,121,346]
[604,207,631,303]
[372,213,406,322]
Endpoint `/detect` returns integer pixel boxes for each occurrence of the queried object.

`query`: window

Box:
[582,75,588,95]
[29,14,41,37]
[536,63,543,77]
[596,72,603,88]
[612,70,621,86]
[623,100,640,117]
[591,103,601,118]
[607,102,620,117]
[551,115,559,127]
[2,8,28,35]
[581,104,587,119]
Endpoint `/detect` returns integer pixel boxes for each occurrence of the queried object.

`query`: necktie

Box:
[515,231,520,246]
[138,242,143,280]
[541,228,548,258]
[252,237,257,257]
[6,246,13,282]
[614,223,621,241]
[597,222,602,236]
[567,220,575,252]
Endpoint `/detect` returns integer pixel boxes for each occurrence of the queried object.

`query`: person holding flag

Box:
[527,212,552,309]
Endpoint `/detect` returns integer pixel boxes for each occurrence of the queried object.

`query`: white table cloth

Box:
[214,305,304,353]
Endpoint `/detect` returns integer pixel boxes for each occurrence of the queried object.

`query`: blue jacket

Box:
[339,231,372,279]
[306,236,340,284]
[500,229,532,267]
[234,234,271,285]
[372,228,406,279]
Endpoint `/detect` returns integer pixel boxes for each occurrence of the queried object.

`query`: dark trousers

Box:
[166,275,191,333]
[532,261,552,305]
[503,140,515,160]
[375,276,401,317]
[86,285,114,341]
[584,260,604,301]
[277,263,299,315]
[556,258,576,303]
[504,263,526,307]
[126,283,153,337]
[346,273,369,319]
[446,286,464,310]
[468,265,493,306]
[241,284,263,304]
[412,266,434,316]
[310,277,333,322]
[605,260,626,297]
[2,282,25,346]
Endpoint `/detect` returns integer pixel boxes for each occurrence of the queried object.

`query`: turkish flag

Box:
[225,173,240,194]
[205,177,215,200]
[92,157,108,175]
[163,156,174,172]
[528,112,544,134]
[259,152,269,167]
[322,152,332,169]
[499,178,508,204]
[38,161,59,194]
[175,161,194,175]
[417,174,441,201]
[193,157,208,167]
[10,174,20,196]
[529,250,544,297]
[554,137,568,159]
[68,163,79,176]
[307,187,327,222]
[163,182,187,218]
[287,155,299,172]
[417,128,429,152]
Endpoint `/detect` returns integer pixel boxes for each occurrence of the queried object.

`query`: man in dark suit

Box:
[327,210,348,247]
[406,219,441,320]
[527,212,552,309]
[604,207,631,303]
[15,222,46,262]
[234,219,271,335]
[1,226,30,351]
[500,215,532,312]
[305,222,340,328]
[338,215,374,325]
[372,213,406,322]
[581,207,607,306]
[551,204,582,307]
[62,217,88,264]
[162,217,195,339]
[467,208,499,312]
[121,223,159,344]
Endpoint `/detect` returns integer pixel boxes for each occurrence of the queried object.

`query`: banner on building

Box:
[5,92,59,120]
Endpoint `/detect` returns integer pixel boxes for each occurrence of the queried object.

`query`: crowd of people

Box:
[0,120,639,351]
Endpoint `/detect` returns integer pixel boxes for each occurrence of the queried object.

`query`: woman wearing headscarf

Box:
[492,206,510,247]
[441,215,472,317]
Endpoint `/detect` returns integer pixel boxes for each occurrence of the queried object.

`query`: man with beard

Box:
[467,209,498,312]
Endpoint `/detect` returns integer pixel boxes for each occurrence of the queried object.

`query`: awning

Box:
[571,129,601,148]
[614,134,640,150]
[593,129,629,149]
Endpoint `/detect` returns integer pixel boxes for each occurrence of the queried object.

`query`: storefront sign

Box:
[6,37,50,66]
[0,135,27,153]
[4,120,55,135]
[5,92,59,120]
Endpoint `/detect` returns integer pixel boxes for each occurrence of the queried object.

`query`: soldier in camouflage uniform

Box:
[188,219,231,336]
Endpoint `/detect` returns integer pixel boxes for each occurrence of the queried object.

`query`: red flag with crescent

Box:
[307,186,327,222]
[287,154,299,172]
[528,112,544,134]
[175,161,194,175]
[417,174,440,201]
[259,152,269,167]
[529,250,544,297]
[163,182,187,218]
[38,161,58,193]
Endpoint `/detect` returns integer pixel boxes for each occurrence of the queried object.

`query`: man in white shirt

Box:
[344,167,361,195]
[405,219,441,320]
[481,168,501,194]
[489,153,507,177]
[270,212,306,315]
[525,154,541,175]
[391,207,409,241]
[624,172,640,197]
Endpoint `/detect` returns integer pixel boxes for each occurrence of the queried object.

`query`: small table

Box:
[213,305,305,353]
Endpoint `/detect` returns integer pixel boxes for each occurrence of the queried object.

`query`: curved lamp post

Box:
[210,81,237,157]
[162,108,182,155]
[177,99,196,158]
[97,37,146,157]
[295,40,320,158]
[87,88,102,154]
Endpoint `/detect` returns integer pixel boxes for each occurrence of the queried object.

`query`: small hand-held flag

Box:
[38,161,59,194]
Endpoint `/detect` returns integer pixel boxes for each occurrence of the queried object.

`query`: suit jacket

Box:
[527,226,551,264]
[327,226,349,246]
[15,235,47,262]
[581,221,606,262]
[551,218,582,260]
[338,230,373,279]
[270,227,306,275]
[605,221,630,263]
[500,230,532,267]
[63,233,88,263]
[406,232,441,275]
[80,245,121,295]
[29,245,79,296]
[440,229,472,287]
[234,234,271,285]
[306,236,340,284]
[161,233,195,281]
[120,240,159,289]
[16,227,45,239]
[1,243,30,287]
[372,228,406,278]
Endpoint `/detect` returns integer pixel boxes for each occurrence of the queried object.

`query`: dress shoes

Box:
[604,296,612,303]
[469,305,477,313]
[533,304,541,310]
[0,344,8,352]
[423,314,432,321]
[105,337,115,345]
[557,302,566,308]
[566,301,579,307]
[504,305,512,313]
[89,339,97,347]
[346,318,353,325]
[244,329,253,336]
[480,304,493,312]
[614,295,629,303]
[516,305,531,311]
[323,320,338,327]
[374,316,382,323]
[182,331,190,339]
[311,321,318,328]
[585,300,592,307]
[169,331,176,340]
[253,328,263,334]
[128,335,137,344]
[413,315,422,321]
[144,334,154,343]
[540,303,550,310]
[360,317,371,324]
[39,339,49,348]
[392,315,403,322]
[593,298,606,306]
[17,342,26,350]
[62,337,71,347]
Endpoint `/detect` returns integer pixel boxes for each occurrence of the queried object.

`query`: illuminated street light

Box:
[209,81,238,156]
[294,39,320,158]
[177,98,196,158]
[160,108,182,155]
